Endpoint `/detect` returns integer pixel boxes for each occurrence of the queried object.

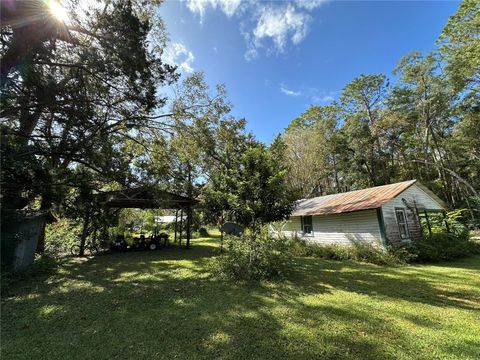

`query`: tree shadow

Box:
[290,256,480,311]
[2,243,479,359]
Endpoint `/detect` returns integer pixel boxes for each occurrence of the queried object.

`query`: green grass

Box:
[2,237,480,360]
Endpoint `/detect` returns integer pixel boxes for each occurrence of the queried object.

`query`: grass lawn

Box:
[2,237,480,360]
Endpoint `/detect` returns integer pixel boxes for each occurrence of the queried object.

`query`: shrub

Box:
[45,218,82,256]
[210,229,292,281]
[406,210,480,262]
[290,237,411,266]
[405,230,480,262]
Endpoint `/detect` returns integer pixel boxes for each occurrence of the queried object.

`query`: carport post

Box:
[174,209,178,245]
[186,205,192,249]
[178,208,183,247]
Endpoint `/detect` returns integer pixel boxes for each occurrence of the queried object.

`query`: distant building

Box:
[154,215,186,223]
[282,180,446,247]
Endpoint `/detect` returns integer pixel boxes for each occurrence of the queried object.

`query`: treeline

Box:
[273,0,479,224]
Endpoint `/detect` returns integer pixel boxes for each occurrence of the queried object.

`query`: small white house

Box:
[282,180,447,247]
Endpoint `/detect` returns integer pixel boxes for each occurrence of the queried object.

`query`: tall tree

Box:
[281,105,345,198]
[1,0,177,213]
[341,74,391,187]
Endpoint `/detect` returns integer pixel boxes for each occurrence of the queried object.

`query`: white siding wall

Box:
[381,184,445,244]
[283,209,382,247]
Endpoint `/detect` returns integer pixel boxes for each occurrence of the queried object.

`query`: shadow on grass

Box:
[289,256,480,311]
[1,239,479,360]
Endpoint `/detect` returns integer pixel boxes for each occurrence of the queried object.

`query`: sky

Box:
[159,0,460,143]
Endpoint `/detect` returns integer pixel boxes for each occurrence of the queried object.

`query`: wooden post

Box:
[174,209,178,246]
[443,211,450,233]
[179,208,183,247]
[424,210,432,236]
[186,162,193,249]
[186,205,192,249]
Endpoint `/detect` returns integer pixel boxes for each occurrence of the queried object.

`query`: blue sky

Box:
[160,0,460,143]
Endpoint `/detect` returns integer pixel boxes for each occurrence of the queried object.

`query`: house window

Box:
[301,216,313,235]
[395,208,410,239]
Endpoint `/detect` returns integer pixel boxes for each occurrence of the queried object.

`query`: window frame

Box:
[301,215,313,236]
[395,208,410,239]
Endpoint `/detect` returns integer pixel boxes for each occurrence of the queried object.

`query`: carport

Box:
[100,187,198,248]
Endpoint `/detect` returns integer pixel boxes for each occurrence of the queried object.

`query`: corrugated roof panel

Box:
[292,180,417,216]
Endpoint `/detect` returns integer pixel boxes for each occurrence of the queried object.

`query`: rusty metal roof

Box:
[292,180,418,216]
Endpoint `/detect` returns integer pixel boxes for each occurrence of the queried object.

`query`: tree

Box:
[341,74,391,187]
[281,105,345,198]
[1,0,177,212]
[234,145,294,233]
[438,0,480,95]
[391,52,458,203]
[199,117,256,228]
[201,136,294,234]
[1,0,177,254]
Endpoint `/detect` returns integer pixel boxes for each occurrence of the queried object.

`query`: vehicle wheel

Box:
[70,245,81,257]
[149,243,157,250]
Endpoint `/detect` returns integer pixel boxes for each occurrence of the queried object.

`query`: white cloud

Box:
[280,84,302,97]
[295,0,327,11]
[163,42,195,73]
[183,1,328,59]
[313,94,334,103]
[253,4,310,51]
[308,88,337,103]
[186,0,242,19]
[280,84,337,104]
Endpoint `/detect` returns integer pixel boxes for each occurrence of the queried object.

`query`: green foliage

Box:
[1,0,176,213]
[0,126,47,210]
[290,238,413,266]
[438,0,480,94]
[281,105,346,198]
[405,230,479,262]
[44,219,82,256]
[210,229,292,281]
[465,196,480,227]
[202,142,295,230]
[234,145,295,229]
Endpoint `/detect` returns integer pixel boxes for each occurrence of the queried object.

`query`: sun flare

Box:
[48,0,69,22]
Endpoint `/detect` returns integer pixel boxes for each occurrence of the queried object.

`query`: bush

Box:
[405,230,480,262]
[45,218,82,256]
[290,237,412,266]
[406,210,480,262]
[210,229,292,281]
